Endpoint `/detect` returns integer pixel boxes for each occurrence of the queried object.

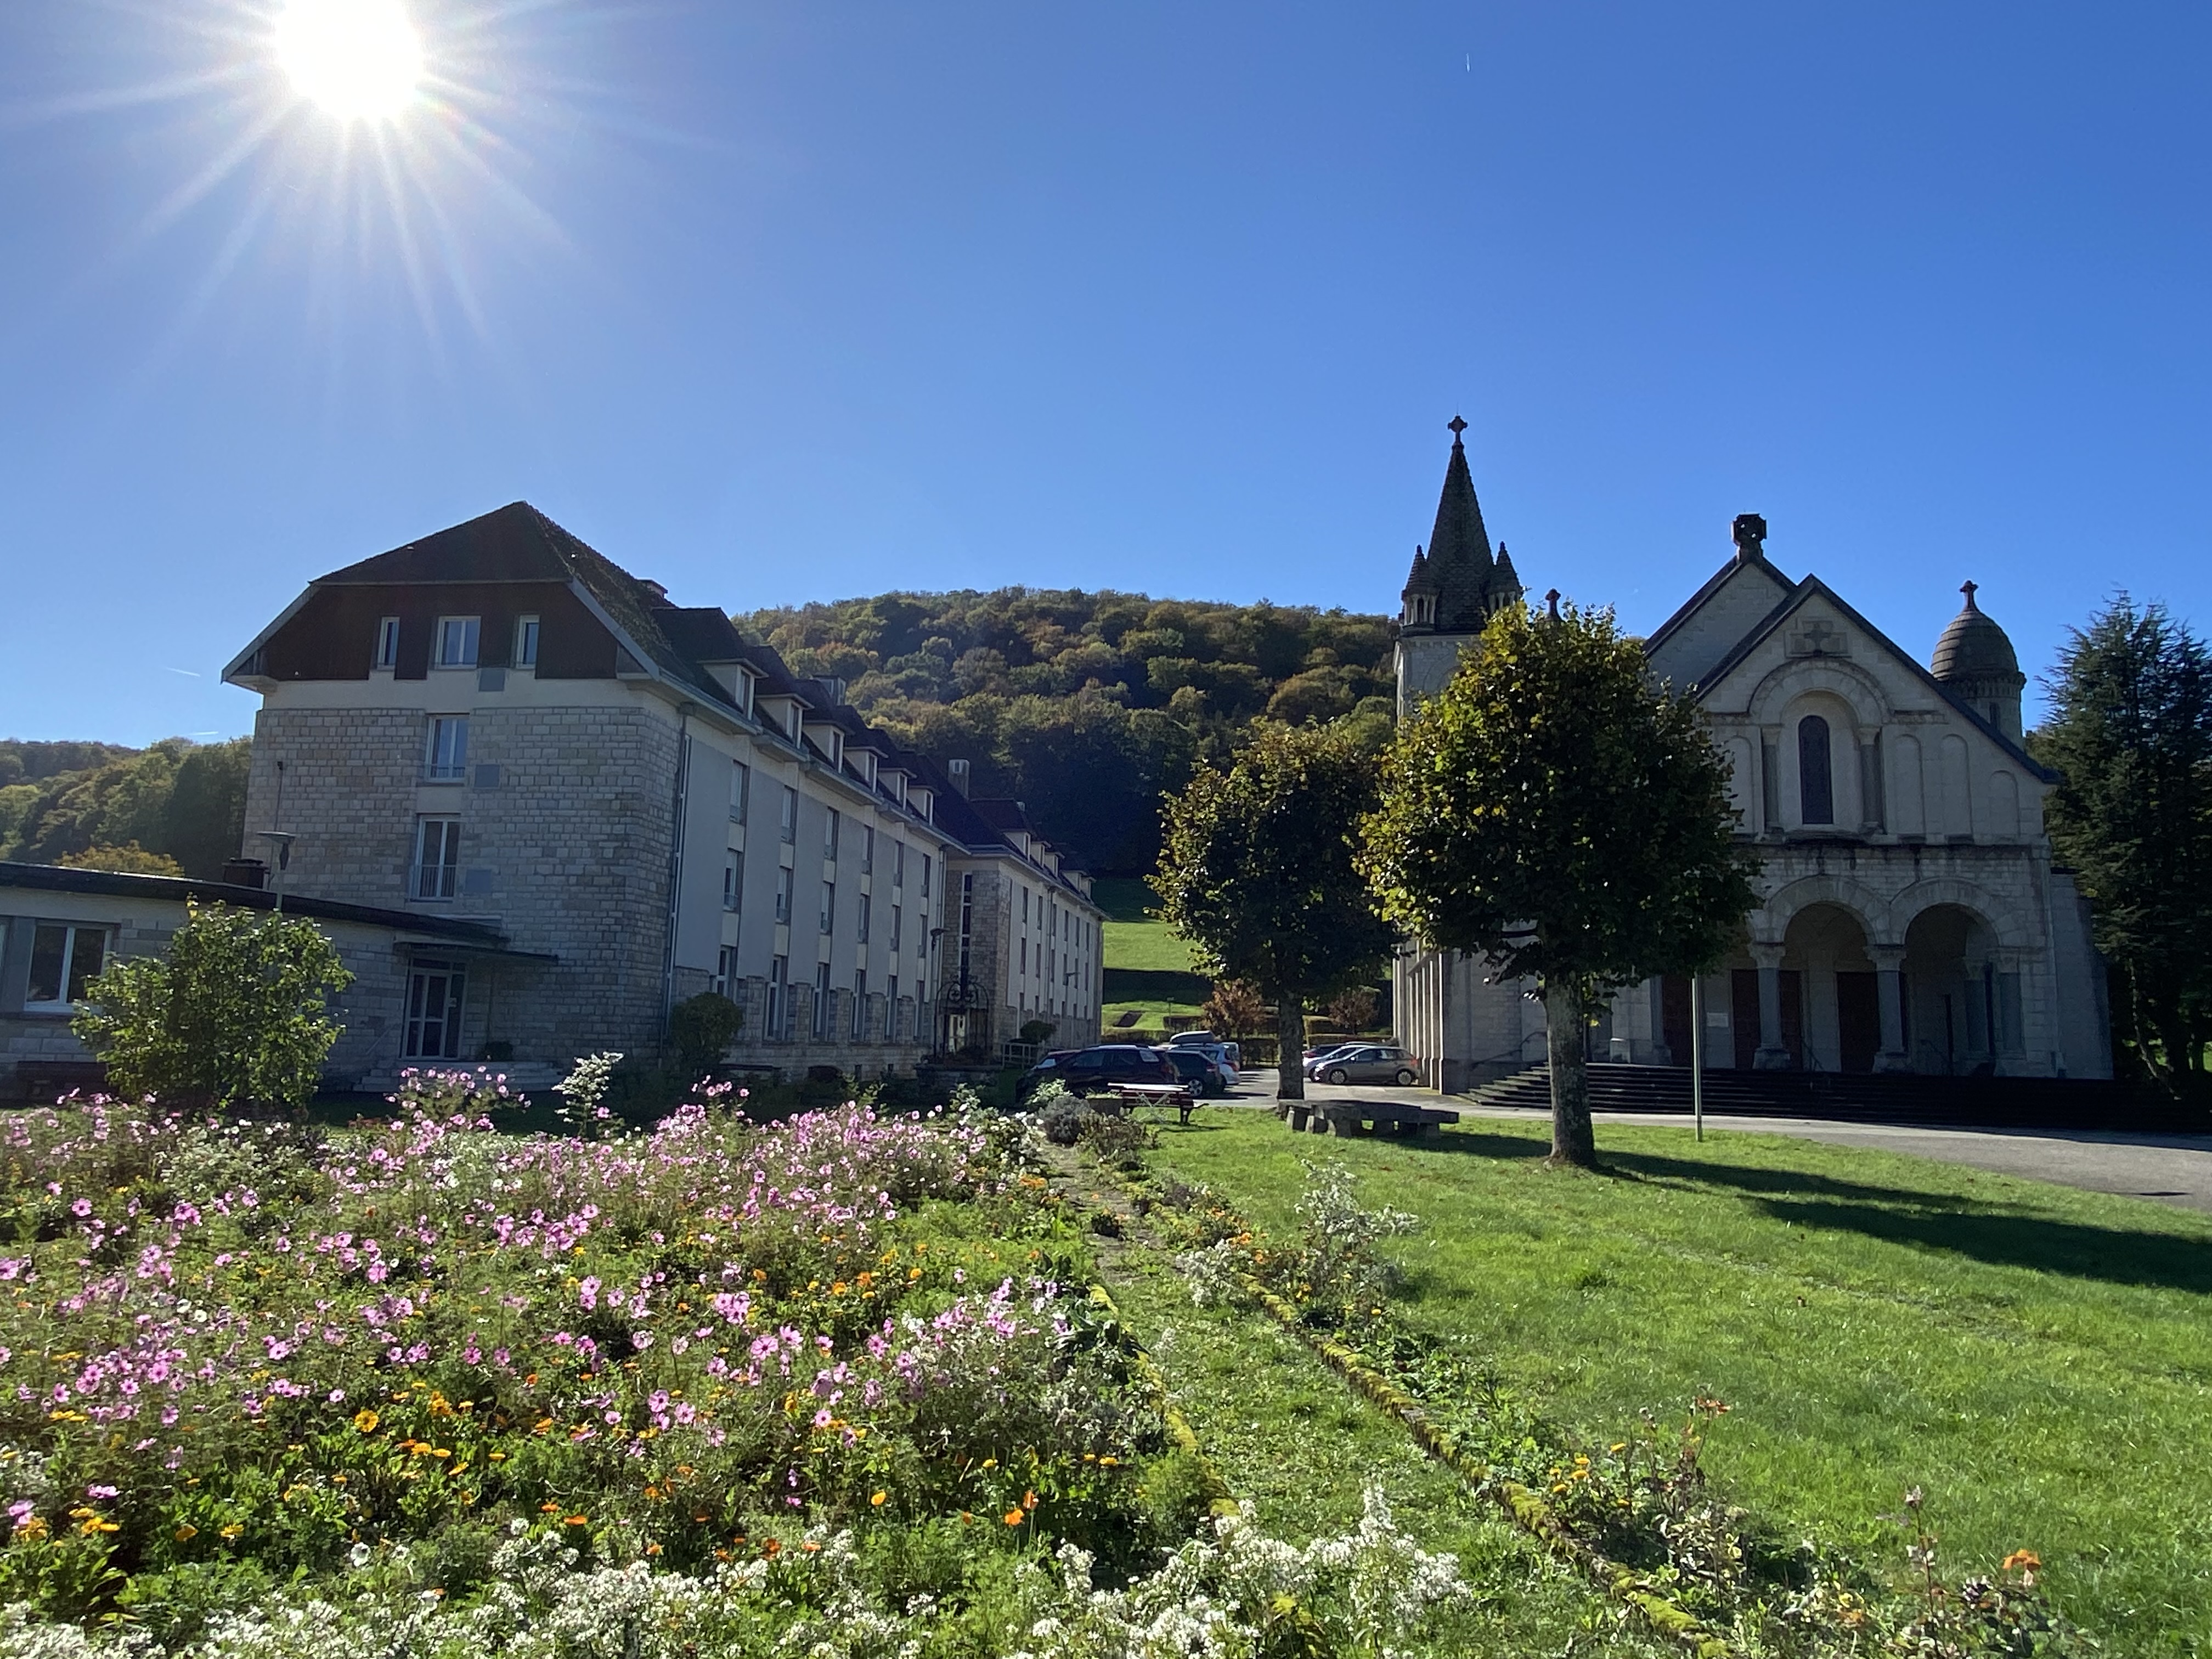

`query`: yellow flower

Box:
[174,1525,199,1542]
[353,1409,380,1434]
[219,1523,244,1538]
[870,1491,887,1507]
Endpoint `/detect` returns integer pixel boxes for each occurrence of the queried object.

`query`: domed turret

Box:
[1932,580,2025,740]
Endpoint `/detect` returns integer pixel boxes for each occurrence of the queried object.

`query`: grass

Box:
[1094,876,1207,1026]
[1098,1239,1677,1655]
[1142,1111,2212,1657]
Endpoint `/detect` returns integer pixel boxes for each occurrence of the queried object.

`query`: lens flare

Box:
[274,0,424,122]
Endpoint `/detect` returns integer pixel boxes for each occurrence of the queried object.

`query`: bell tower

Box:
[1395,416,1522,714]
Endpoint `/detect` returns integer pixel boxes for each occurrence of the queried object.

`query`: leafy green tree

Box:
[57,843,184,875]
[2,738,249,879]
[1360,601,1757,1167]
[668,991,746,1081]
[1152,721,1397,1100]
[2034,596,2212,1099]
[74,900,353,1113]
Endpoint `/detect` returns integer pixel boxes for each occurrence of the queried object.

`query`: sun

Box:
[274,0,425,122]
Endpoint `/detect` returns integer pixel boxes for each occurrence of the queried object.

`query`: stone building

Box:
[209,502,1103,1089]
[0,861,515,1102]
[1391,429,2111,1089]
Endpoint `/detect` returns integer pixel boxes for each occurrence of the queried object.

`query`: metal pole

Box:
[1689,974,1705,1142]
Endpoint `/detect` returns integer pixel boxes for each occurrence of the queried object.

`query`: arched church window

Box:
[1798,715,1834,825]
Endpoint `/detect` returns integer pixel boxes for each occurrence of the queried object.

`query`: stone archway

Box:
[1780,902,1881,1073]
[1902,903,2008,1075]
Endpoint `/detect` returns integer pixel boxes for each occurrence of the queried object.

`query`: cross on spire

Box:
[1960,579,1979,611]
[1447,414,1467,442]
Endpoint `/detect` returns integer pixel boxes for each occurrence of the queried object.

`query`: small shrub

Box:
[667,992,743,1078]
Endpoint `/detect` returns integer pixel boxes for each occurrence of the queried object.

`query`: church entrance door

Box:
[1836,972,1879,1073]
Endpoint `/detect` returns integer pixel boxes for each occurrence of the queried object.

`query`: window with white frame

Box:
[403,961,466,1058]
[769,955,787,1039]
[514,615,540,668]
[889,904,901,953]
[26,924,107,1009]
[714,945,740,998]
[729,763,749,823]
[374,617,400,669]
[413,816,461,900]
[774,868,793,924]
[424,715,469,782]
[819,882,835,935]
[860,825,874,872]
[893,840,905,887]
[780,786,797,844]
[853,969,867,1039]
[812,962,832,1038]
[920,854,932,902]
[723,851,743,912]
[435,616,481,668]
[823,808,840,861]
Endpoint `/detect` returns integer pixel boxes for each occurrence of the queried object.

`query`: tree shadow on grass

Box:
[1601,1150,2212,1295]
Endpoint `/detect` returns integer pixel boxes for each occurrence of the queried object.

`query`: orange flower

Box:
[563,1514,589,1527]
[2003,1550,2042,1573]
[1003,1509,1025,1526]
[870,1491,887,1507]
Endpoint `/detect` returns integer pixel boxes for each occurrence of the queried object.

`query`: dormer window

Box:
[375,617,400,670]
[515,616,540,668]
[436,617,480,669]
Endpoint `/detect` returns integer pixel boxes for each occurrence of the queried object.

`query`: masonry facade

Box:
[214,502,1103,1091]
[1391,430,2112,1090]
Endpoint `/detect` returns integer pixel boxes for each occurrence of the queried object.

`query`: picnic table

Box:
[1282,1099,1458,1140]
[1102,1081,1201,1125]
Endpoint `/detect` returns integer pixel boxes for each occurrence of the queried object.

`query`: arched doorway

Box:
[1902,904,2007,1075]
[1780,902,1880,1073]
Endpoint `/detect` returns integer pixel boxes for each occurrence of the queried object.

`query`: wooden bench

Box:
[1102,1081,1201,1125]
[1284,1101,1459,1140]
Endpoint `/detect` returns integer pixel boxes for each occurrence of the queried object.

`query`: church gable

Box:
[1692,579,2048,844]
[1643,516,1796,693]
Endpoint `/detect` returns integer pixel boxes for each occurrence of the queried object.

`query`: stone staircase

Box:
[1459,1062,2200,1134]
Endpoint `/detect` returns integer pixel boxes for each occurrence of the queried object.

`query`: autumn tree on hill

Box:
[1360,600,1757,1167]
[1153,721,1396,1101]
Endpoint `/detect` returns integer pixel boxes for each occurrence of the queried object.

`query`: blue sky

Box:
[1,1,2205,745]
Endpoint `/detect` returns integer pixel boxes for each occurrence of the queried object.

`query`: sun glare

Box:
[274,0,425,122]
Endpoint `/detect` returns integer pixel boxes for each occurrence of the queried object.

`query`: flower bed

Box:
[0,1078,1482,1657]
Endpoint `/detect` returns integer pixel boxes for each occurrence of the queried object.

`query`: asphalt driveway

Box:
[1220,1076,2212,1214]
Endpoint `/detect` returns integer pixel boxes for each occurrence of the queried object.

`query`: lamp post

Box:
[1689,975,1705,1142]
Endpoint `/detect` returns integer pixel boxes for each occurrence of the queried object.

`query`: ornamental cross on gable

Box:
[1788,618,1849,658]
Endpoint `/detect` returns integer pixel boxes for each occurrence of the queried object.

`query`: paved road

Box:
[1219,1076,2212,1214]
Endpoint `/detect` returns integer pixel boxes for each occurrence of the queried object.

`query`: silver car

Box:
[1312,1045,1419,1087]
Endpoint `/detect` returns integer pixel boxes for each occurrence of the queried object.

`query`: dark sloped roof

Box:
[0,862,526,949]
[1400,427,1521,630]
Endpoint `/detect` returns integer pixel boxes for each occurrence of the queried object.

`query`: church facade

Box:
[1391,429,2112,1089]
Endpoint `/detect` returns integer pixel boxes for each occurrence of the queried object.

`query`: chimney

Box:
[221,857,268,890]
[947,758,971,797]
[640,579,671,605]
[1730,514,1768,563]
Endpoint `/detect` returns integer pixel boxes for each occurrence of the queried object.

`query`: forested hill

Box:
[734,589,1398,876]
[0,738,251,880]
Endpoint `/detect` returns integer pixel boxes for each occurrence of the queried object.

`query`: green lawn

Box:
[1144,1112,2212,1656]
[1094,876,1207,1025]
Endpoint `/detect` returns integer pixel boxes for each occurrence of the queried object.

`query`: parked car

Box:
[1302,1042,1364,1075]
[1152,1047,1228,1098]
[1168,1030,1241,1070]
[1019,1045,1181,1099]
[1310,1045,1419,1087]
